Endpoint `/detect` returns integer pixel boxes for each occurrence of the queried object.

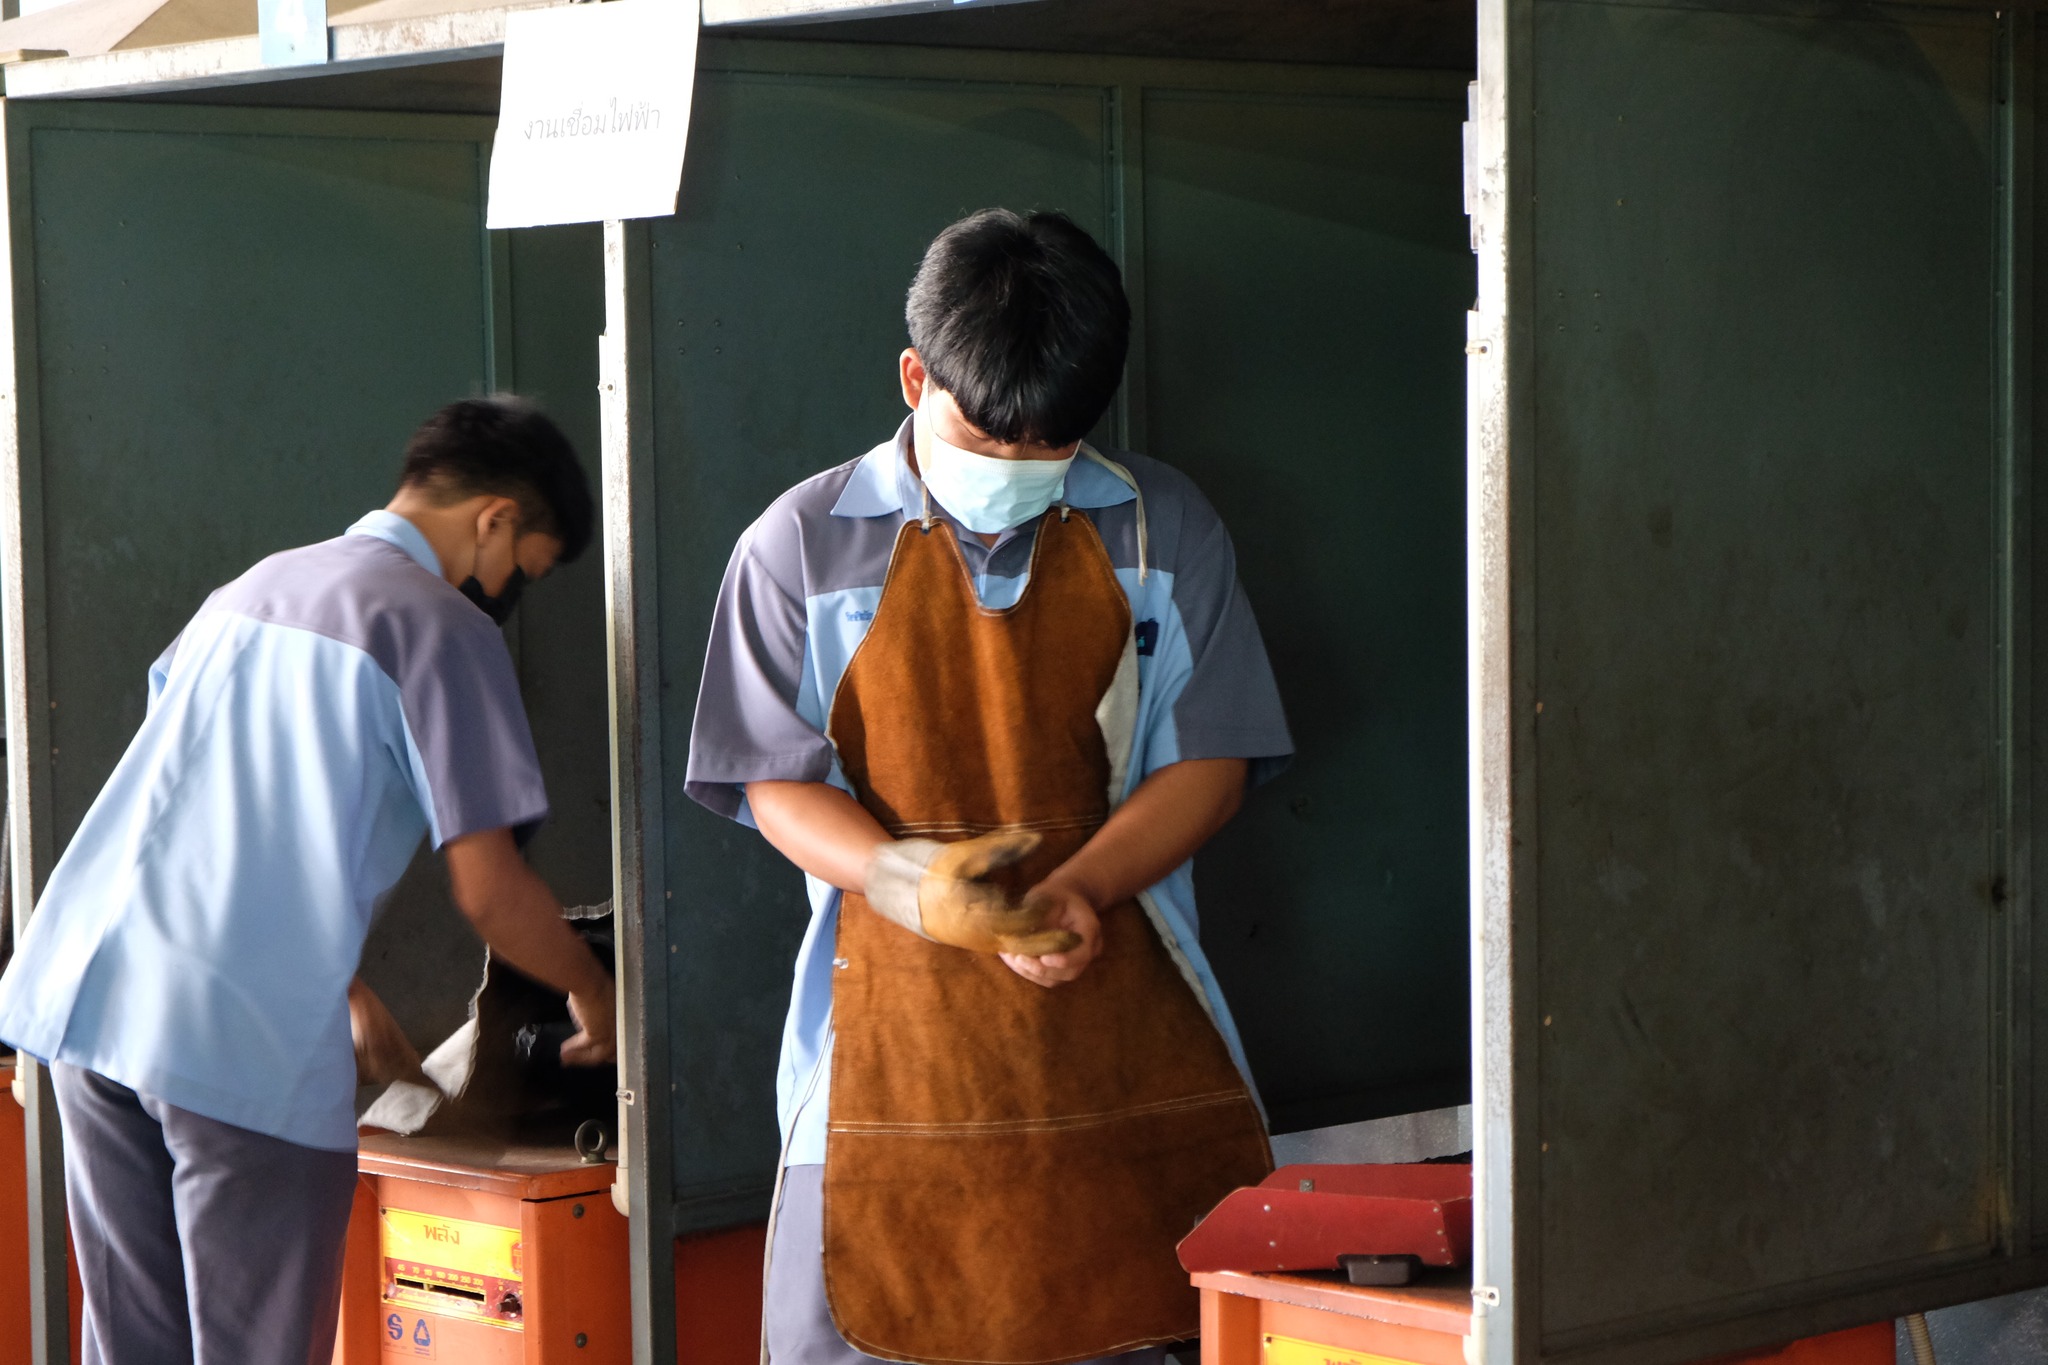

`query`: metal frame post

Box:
[602,216,678,1365]
[0,98,72,1365]
[1466,0,1528,1355]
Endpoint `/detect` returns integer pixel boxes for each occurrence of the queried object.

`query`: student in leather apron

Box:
[685,209,1294,1365]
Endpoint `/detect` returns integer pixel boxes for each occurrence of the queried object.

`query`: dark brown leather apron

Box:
[822,506,1271,1365]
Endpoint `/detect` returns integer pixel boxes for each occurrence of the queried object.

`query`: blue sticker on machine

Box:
[386,1314,403,1342]
[411,1318,435,1357]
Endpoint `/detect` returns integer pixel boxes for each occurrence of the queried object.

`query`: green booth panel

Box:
[1478,0,2048,1358]
[652,43,1472,1227]
[3,100,609,1069]
[1144,87,1473,1133]
[652,62,1117,1226]
[492,221,612,914]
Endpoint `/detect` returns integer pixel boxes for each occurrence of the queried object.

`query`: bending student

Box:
[688,209,1294,1365]
[0,397,618,1365]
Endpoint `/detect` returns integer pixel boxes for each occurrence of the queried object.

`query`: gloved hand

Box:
[863,830,1082,955]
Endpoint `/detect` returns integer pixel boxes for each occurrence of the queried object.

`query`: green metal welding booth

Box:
[0,88,619,1359]
[0,0,2036,1362]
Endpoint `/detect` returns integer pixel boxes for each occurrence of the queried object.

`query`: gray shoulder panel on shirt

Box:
[207,535,547,843]
[211,534,499,682]
[735,457,905,600]
[1095,448,1214,573]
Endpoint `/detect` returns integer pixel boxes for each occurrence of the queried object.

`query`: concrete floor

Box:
[1898,1287,2048,1362]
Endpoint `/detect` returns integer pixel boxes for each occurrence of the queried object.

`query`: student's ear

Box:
[900,348,928,411]
[474,495,521,544]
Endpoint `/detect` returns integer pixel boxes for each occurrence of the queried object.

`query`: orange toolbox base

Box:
[332,1134,634,1365]
[0,1064,82,1365]
[1195,1270,1895,1365]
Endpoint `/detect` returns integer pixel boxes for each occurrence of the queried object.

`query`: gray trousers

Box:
[51,1061,358,1365]
[767,1163,1169,1365]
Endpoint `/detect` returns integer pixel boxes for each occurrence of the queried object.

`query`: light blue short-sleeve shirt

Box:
[0,511,549,1151]
[685,421,1294,1165]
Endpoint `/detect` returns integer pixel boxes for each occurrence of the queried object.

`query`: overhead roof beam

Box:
[0,0,1050,98]
[700,0,1040,27]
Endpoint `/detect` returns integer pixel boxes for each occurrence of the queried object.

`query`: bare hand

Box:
[561,983,618,1067]
[998,882,1104,987]
[348,979,426,1087]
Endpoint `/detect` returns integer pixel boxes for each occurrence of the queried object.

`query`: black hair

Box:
[398,396,595,563]
[905,209,1130,448]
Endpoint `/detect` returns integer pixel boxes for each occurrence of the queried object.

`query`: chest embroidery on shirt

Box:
[1135,620,1159,657]
[845,609,875,623]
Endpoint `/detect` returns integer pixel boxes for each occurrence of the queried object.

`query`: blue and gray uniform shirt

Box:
[686,419,1293,1166]
[0,511,548,1151]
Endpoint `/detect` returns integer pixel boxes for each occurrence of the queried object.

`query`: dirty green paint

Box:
[11,104,608,1054]
[1508,1,2031,1358]
[500,222,612,913]
[27,116,492,844]
[651,45,1472,1223]
[1144,87,1472,1133]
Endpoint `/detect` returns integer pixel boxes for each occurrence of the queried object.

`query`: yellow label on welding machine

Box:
[1263,1334,1414,1365]
[380,1208,523,1283]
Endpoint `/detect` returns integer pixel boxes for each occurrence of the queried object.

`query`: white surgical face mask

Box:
[914,395,1075,534]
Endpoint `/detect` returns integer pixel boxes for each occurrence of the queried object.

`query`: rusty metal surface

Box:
[1466,0,1517,1352]
[1498,1,2042,1360]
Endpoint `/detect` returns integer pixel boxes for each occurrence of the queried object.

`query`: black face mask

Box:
[459,567,528,625]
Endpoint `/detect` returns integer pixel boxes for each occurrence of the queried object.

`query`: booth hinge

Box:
[1471,1285,1501,1314]
[616,1088,637,1106]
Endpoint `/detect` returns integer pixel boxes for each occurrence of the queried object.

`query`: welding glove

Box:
[863,830,1082,956]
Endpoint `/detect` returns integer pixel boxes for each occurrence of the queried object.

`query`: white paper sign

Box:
[487,0,701,230]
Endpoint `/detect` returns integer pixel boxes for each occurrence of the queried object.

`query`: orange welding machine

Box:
[331,1133,631,1365]
[1181,1164,1894,1365]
